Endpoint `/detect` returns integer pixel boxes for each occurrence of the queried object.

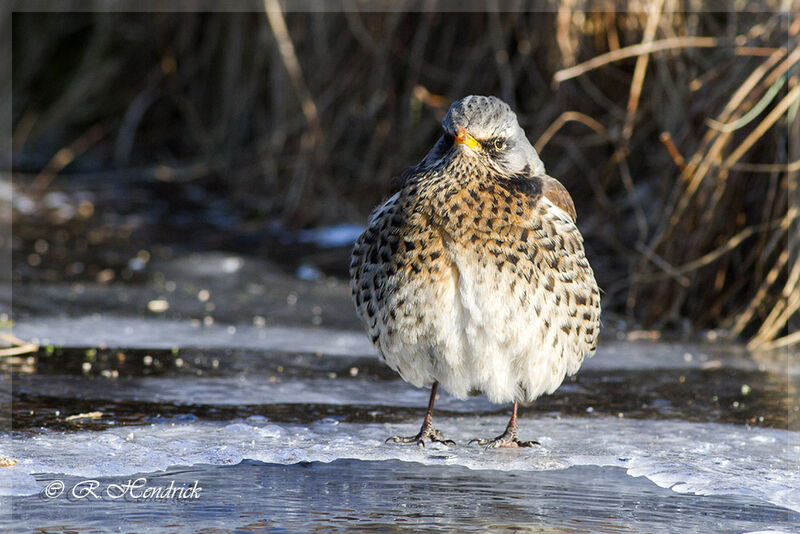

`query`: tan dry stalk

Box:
[553,36,719,83]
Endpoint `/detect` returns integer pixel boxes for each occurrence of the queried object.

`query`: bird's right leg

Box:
[386,381,455,447]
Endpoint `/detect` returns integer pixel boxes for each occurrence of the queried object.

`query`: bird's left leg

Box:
[386,382,455,447]
[469,400,540,449]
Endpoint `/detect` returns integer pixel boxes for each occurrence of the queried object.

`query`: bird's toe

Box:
[470,432,540,450]
[385,425,455,447]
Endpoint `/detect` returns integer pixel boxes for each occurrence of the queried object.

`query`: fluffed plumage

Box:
[350,95,600,447]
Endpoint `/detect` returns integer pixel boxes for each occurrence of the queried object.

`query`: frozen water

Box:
[12,374,498,412]
[295,263,322,281]
[5,313,797,531]
[12,316,376,357]
[11,316,792,374]
[2,416,798,514]
[295,223,364,248]
[4,461,795,533]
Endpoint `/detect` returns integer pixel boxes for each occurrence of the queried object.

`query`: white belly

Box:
[379,245,592,405]
[445,249,580,403]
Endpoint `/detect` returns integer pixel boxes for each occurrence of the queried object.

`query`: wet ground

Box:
[2,202,799,531]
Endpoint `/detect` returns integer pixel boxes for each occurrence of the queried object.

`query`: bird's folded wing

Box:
[541,175,577,223]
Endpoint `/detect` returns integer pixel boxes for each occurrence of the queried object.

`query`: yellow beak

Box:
[454,126,481,151]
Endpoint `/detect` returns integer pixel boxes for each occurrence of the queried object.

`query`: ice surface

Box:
[11,316,791,374]
[2,416,798,514]
[13,374,498,412]
[12,316,376,357]
[5,461,795,533]
[295,223,364,248]
[6,314,797,530]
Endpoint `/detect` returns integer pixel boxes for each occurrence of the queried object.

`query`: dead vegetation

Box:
[10,3,798,346]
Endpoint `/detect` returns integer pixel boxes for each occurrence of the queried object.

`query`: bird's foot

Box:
[469,427,539,449]
[386,420,455,448]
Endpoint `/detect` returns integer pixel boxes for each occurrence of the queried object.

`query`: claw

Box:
[386,422,455,447]
[386,382,455,447]
[470,400,540,449]
[469,431,539,449]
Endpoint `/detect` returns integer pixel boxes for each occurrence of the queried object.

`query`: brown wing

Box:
[541,176,577,222]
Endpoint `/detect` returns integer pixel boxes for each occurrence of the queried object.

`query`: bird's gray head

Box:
[425,95,545,177]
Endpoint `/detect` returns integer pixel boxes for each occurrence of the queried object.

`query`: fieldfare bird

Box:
[350,95,600,448]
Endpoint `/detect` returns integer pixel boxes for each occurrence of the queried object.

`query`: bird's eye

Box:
[493,138,506,150]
